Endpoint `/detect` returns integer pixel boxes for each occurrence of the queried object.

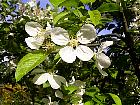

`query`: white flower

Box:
[28,1,36,8]
[51,24,96,63]
[25,22,51,49]
[96,41,113,76]
[34,73,67,89]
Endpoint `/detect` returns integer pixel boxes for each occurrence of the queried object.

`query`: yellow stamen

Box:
[69,39,78,48]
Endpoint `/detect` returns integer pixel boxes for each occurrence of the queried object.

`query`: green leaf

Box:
[64,85,79,94]
[2,2,9,8]
[85,87,100,97]
[97,3,120,13]
[15,52,48,82]
[109,93,122,105]
[88,10,101,26]
[95,94,106,102]
[54,52,60,61]
[80,0,96,4]
[43,82,50,88]
[73,9,83,17]
[84,101,94,105]
[53,12,69,25]
[109,69,118,79]
[70,95,81,104]
[59,0,79,9]
[31,69,46,75]
[49,0,66,7]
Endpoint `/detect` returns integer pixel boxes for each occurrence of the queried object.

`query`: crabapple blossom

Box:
[34,73,67,89]
[51,24,96,63]
[95,41,113,76]
[25,22,51,49]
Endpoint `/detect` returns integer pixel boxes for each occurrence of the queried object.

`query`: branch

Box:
[96,33,125,42]
[121,0,140,85]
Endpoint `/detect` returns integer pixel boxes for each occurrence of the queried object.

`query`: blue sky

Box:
[22,0,51,8]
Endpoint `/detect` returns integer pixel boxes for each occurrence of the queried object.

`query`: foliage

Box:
[0,0,140,105]
[0,84,31,105]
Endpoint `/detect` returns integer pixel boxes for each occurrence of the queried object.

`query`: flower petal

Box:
[101,41,113,49]
[96,61,108,76]
[28,1,36,7]
[76,45,94,61]
[54,75,67,85]
[77,24,96,44]
[25,36,44,49]
[59,46,76,63]
[47,74,61,89]
[51,27,69,45]
[25,22,42,36]
[96,53,111,68]
[34,73,49,85]
[55,90,63,99]
[45,22,52,35]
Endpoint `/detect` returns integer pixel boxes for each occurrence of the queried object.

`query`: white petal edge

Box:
[54,75,67,85]
[55,90,63,99]
[96,53,111,68]
[59,46,76,63]
[76,45,94,61]
[34,73,49,85]
[45,22,52,35]
[96,61,108,76]
[47,74,61,89]
[25,36,44,49]
[25,22,42,36]
[77,24,96,44]
[51,27,69,45]
[101,41,113,49]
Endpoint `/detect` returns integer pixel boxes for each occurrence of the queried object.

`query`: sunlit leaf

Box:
[80,0,96,4]
[109,93,122,105]
[59,0,79,9]
[73,9,83,17]
[84,101,94,105]
[53,12,69,25]
[88,10,101,26]
[15,52,48,82]
[54,52,60,61]
[49,0,66,7]
[64,85,79,94]
[43,82,50,88]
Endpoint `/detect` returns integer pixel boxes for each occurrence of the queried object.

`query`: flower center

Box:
[37,28,46,36]
[69,39,78,48]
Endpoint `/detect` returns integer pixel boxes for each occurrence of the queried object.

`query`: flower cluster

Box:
[18,0,52,21]
[25,22,113,77]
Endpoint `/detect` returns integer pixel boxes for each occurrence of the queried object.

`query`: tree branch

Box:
[121,0,140,85]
